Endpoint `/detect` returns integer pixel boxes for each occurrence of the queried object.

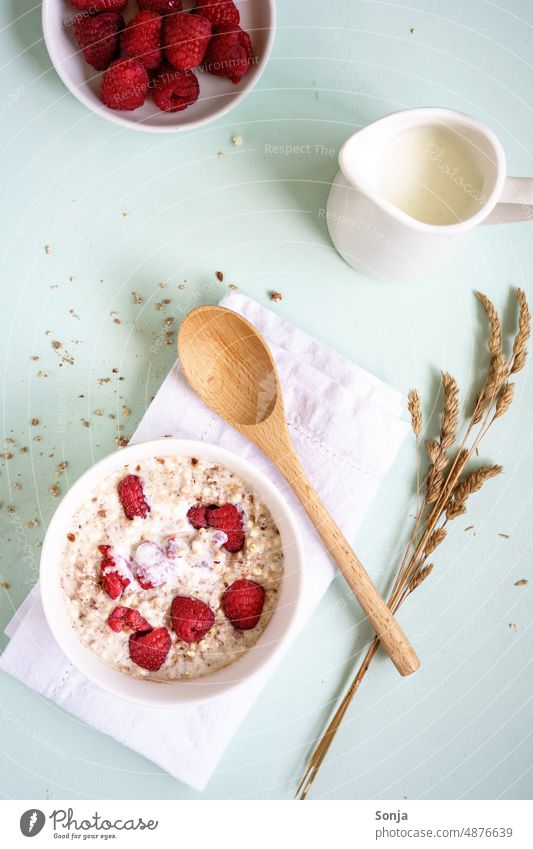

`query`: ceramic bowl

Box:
[40,438,303,708]
[42,0,276,133]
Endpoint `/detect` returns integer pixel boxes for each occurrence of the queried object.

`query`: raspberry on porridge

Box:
[61,456,284,682]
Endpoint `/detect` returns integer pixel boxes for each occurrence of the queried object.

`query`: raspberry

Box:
[152,64,200,112]
[204,23,253,84]
[207,503,245,552]
[121,11,163,70]
[134,540,177,588]
[108,606,151,633]
[98,544,132,599]
[129,627,171,671]
[137,575,155,590]
[222,579,265,630]
[139,0,183,13]
[187,503,208,529]
[195,0,240,26]
[117,474,150,518]
[73,13,123,72]
[101,59,149,111]
[101,571,124,599]
[164,12,211,70]
[69,0,127,11]
[171,596,215,643]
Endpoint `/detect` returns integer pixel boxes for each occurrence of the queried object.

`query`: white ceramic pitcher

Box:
[326,107,533,281]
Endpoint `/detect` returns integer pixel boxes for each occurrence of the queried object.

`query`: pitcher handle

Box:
[482,177,533,224]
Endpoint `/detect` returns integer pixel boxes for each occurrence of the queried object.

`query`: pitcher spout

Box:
[337,111,415,199]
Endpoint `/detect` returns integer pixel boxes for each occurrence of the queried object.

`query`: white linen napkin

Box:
[0,293,409,791]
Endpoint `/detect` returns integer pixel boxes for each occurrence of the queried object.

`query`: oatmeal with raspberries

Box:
[61,456,284,682]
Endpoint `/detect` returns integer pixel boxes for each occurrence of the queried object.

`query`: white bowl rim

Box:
[40,438,304,708]
[41,0,277,134]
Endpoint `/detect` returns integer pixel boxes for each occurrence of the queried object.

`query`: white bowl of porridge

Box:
[40,438,303,708]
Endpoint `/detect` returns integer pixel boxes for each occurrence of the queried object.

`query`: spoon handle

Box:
[277,453,420,677]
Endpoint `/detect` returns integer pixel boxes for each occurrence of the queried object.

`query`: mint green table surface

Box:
[1,0,532,801]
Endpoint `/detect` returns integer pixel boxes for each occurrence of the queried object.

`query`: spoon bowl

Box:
[178,306,278,427]
[178,306,420,677]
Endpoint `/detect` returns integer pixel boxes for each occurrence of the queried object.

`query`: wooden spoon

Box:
[178,305,420,676]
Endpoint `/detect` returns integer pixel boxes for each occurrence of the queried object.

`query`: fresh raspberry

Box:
[222,579,265,630]
[129,627,171,671]
[101,571,125,599]
[108,606,151,633]
[171,596,215,643]
[187,503,209,529]
[121,11,163,70]
[204,23,253,84]
[152,64,200,112]
[207,503,245,552]
[137,575,155,590]
[101,59,149,111]
[117,474,150,518]
[73,13,123,72]
[99,544,132,599]
[134,540,177,588]
[69,0,127,11]
[195,0,240,26]
[139,0,183,13]
[164,12,212,70]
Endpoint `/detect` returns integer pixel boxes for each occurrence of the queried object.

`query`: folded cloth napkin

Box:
[0,293,409,791]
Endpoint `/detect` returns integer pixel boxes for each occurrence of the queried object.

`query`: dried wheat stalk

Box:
[296,289,529,800]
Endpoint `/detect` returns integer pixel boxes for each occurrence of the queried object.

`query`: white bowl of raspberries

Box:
[40,438,304,707]
[43,0,276,132]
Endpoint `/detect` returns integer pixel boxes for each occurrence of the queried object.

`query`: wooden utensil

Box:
[177,305,420,676]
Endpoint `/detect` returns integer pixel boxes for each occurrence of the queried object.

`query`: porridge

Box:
[61,455,284,682]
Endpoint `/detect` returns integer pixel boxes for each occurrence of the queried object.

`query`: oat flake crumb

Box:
[231,134,243,146]
[270,290,283,302]
[514,579,528,586]
[50,484,60,497]
[509,623,518,631]
[45,244,53,255]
